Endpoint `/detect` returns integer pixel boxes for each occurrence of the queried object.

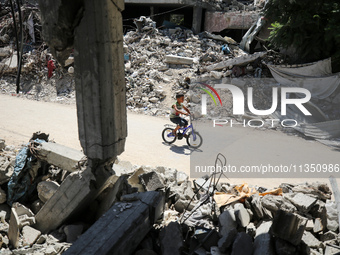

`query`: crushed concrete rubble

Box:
[1,134,340,254]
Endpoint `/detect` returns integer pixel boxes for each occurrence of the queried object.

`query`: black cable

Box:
[15,0,23,94]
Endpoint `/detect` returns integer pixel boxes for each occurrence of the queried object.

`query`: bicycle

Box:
[162,114,203,148]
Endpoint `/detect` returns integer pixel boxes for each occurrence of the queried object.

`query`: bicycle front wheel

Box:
[162,128,177,144]
[186,132,203,148]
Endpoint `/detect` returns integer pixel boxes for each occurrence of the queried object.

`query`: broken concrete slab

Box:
[302,231,322,249]
[8,208,20,248]
[34,167,95,233]
[234,203,250,227]
[253,221,275,255]
[63,191,164,255]
[37,142,85,172]
[325,245,340,255]
[8,203,36,248]
[218,209,237,237]
[313,218,324,233]
[139,171,164,191]
[250,194,264,219]
[22,226,41,247]
[231,232,253,255]
[112,160,134,176]
[37,181,60,203]
[285,193,317,213]
[159,221,183,255]
[164,55,194,65]
[95,174,127,219]
[271,209,307,246]
[127,167,146,192]
[261,194,296,213]
[206,52,266,72]
[325,200,339,232]
[218,228,237,253]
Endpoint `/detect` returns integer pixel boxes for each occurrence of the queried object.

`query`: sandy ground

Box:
[1,93,339,190]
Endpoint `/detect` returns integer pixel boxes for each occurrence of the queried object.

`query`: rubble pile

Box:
[0,134,340,254]
[0,1,76,104]
[1,117,338,250]
[123,16,278,116]
[113,161,340,255]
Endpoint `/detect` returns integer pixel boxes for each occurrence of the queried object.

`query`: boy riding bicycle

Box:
[170,94,191,136]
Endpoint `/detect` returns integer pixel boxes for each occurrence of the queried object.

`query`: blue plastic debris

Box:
[7,139,46,206]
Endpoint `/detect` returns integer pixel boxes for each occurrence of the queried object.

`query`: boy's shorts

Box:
[170,117,188,127]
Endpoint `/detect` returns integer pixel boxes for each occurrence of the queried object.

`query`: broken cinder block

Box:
[64,191,164,255]
[271,209,307,246]
[37,142,85,172]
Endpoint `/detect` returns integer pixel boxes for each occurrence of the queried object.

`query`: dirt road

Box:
[1,94,339,189]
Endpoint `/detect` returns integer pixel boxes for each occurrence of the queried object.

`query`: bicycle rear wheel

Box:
[162,128,177,144]
[186,132,203,148]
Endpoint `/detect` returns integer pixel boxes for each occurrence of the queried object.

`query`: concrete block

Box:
[22,226,41,246]
[64,191,164,255]
[231,232,253,255]
[286,193,317,213]
[302,231,322,249]
[306,220,314,231]
[206,52,266,72]
[112,160,134,176]
[37,181,60,203]
[159,221,183,255]
[250,194,264,219]
[325,245,340,255]
[34,167,95,233]
[218,228,237,252]
[325,200,339,232]
[127,167,146,192]
[37,142,85,172]
[95,175,127,219]
[176,171,188,185]
[165,55,194,65]
[234,203,250,227]
[0,204,11,221]
[271,209,307,246]
[139,171,164,191]
[253,221,275,255]
[313,218,324,233]
[261,195,296,213]
[219,209,237,237]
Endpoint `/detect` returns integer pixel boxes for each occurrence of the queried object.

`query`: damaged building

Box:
[0,0,339,254]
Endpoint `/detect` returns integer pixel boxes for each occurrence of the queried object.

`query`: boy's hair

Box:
[176,94,184,99]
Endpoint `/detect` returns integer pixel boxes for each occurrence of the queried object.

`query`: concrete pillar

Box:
[74,0,127,162]
[192,6,203,34]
